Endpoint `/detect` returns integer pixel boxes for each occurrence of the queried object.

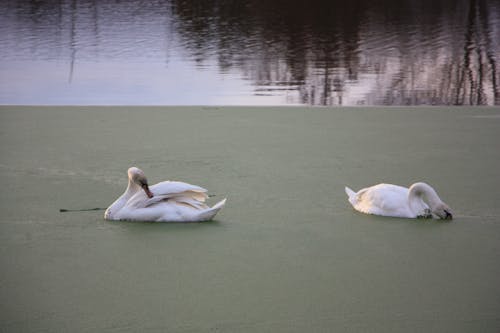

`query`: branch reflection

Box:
[3,0,499,105]
[172,0,499,105]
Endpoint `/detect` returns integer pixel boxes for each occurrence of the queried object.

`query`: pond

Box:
[1,0,499,106]
[1,106,499,332]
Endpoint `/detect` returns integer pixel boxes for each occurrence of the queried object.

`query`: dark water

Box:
[1,0,499,106]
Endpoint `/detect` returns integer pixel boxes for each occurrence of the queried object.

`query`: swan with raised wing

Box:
[345,182,452,219]
[105,167,226,222]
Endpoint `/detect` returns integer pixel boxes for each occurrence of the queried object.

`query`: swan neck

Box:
[104,178,140,219]
[409,183,442,208]
[125,178,140,197]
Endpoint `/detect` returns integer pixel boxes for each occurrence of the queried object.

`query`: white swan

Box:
[104,167,226,222]
[345,182,452,219]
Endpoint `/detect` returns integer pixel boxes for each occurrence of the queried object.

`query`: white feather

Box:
[345,182,452,219]
[105,167,226,222]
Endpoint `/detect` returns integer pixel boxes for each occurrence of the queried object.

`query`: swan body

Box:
[345,182,452,219]
[105,167,226,222]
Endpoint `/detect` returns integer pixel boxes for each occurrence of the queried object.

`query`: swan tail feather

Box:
[345,186,356,198]
[212,198,227,210]
[345,186,357,205]
[197,198,227,221]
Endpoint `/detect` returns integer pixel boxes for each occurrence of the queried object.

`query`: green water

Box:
[1,106,499,332]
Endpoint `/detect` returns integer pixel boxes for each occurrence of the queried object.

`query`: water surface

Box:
[1,0,499,105]
[1,106,499,332]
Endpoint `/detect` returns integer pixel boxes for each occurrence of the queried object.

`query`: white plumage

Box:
[105,167,226,222]
[345,182,452,219]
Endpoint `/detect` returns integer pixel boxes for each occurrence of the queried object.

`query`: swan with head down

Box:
[345,182,452,219]
[105,167,226,222]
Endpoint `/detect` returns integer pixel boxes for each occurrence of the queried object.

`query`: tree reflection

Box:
[4,0,499,105]
[171,0,499,105]
[455,0,499,105]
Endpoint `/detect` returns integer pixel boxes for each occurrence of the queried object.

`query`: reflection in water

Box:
[0,0,499,105]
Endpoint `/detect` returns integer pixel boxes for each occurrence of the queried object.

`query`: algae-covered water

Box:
[1,106,499,332]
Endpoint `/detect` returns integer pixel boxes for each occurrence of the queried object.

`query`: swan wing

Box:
[122,181,207,209]
[353,184,411,216]
[118,197,226,222]
[150,181,208,201]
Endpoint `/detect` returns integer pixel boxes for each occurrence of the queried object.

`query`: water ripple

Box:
[1,0,499,106]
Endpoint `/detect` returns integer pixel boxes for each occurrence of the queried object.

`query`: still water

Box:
[1,0,500,106]
[1,106,500,332]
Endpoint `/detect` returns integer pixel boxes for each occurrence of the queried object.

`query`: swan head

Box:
[432,203,453,220]
[128,167,154,198]
[410,183,453,220]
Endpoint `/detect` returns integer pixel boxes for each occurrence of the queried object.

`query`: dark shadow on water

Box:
[353,212,453,227]
[105,218,224,232]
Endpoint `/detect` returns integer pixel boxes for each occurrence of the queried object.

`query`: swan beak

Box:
[444,210,453,220]
[142,184,154,198]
